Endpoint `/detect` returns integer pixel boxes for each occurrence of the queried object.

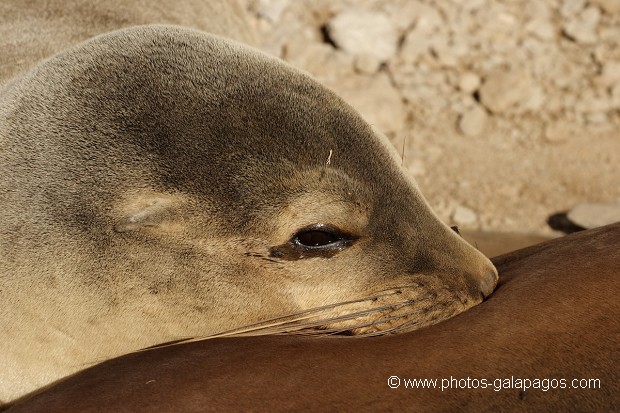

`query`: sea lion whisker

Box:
[203,299,413,339]
[300,305,429,336]
[188,297,420,341]
[191,291,411,339]
[243,300,427,337]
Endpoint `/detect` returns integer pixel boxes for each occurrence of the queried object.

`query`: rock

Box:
[252,0,290,23]
[431,37,468,67]
[560,0,587,17]
[458,72,481,93]
[382,0,442,34]
[453,205,478,226]
[458,105,488,136]
[354,53,382,75]
[589,0,620,14]
[326,10,398,62]
[479,70,545,114]
[567,202,620,228]
[525,19,556,40]
[399,29,432,63]
[409,2,443,34]
[563,6,601,44]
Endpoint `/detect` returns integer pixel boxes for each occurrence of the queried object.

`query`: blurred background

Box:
[240,0,620,256]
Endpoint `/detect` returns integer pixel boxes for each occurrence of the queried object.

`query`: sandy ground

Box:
[240,0,620,254]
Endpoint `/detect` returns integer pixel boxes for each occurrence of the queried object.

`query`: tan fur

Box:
[7,224,618,412]
[0,0,255,86]
[0,1,497,404]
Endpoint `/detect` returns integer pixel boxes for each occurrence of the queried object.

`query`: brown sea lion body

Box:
[0,1,497,405]
[7,223,618,412]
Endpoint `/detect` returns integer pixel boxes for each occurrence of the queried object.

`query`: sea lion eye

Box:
[294,229,342,247]
[269,225,357,260]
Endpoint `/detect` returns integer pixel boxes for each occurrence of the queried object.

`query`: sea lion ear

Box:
[113,194,177,233]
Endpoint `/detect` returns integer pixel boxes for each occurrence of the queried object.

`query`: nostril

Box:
[479,269,499,298]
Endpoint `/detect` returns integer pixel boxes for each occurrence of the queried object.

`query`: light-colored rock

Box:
[382,0,442,33]
[411,2,443,34]
[399,29,432,63]
[479,70,546,114]
[458,105,488,136]
[589,0,620,14]
[326,10,398,62]
[354,53,382,75]
[453,205,478,225]
[567,202,620,228]
[561,0,587,17]
[252,0,290,23]
[431,37,469,67]
[459,72,481,93]
[525,2,553,20]
[525,19,556,40]
[563,6,601,44]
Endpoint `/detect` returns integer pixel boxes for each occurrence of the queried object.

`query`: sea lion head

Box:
[2,25,497,341]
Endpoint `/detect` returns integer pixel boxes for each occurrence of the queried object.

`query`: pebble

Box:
[252,0,289,23]
[383,0,442,34]
[453,205,478,225]
[567,202,620,229]
[563,6,601,44]
[560,0,587,17]
[326,10,398,62]
[478,70,544,114]
[525,19,556,40]
[410,2,443,34]
[458,105,488,136]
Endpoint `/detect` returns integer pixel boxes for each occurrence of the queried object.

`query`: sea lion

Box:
[0,2,498,405]
[6,223,618,412]
[0,0,255,86]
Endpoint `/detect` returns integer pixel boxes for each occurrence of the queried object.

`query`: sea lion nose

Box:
[479,268,499,298]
